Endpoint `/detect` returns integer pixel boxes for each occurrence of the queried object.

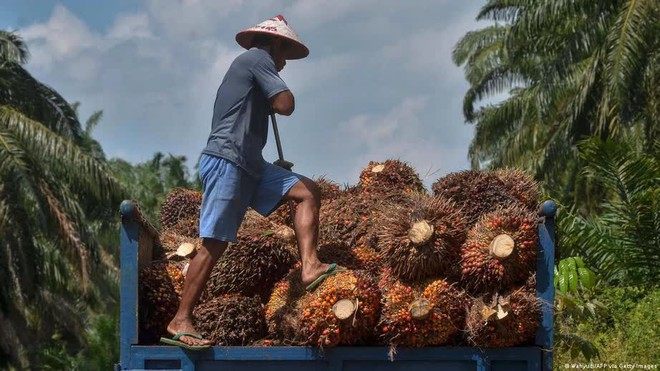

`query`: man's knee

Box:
[288,177,321,205]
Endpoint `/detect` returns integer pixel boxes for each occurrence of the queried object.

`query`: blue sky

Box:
[2,0,485,188]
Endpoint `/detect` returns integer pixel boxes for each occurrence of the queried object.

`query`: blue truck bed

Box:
[116,200,557,371]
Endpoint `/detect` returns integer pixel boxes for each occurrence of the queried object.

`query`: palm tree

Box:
[453,0,660,209]
[0,30,122,368]
[558,138,659,286]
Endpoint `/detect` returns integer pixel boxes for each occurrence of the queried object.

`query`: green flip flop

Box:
[160,332,212,351]
[305,263,346,291]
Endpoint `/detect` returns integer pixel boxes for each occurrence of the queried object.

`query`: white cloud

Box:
[21,5,96,69]
[107,13,153,42]
[17,1,483,187]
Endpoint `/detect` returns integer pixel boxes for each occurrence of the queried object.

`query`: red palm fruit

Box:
[159,188,202,230]
[319,191,379,248]
[205,218,298,302]
[460,205,538,294]
[298,270,381,347]
[265,268,307,344]
[466,276,541,347]
[495,169,541,211]
[170,215,199,239]
[378,271,468,348]
[315,176,344,202]
[376,193,468,282]
[431,170,521,226]
[353,237,383,275]
[193,294,267,346]
[138,261,185,344]
[358,159,425,196]
[317,240,383,276]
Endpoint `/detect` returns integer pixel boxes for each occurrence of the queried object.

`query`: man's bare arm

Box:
[271,90,295,116]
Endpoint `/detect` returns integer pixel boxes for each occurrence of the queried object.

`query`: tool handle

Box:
[269,112,296,225]
[270,113,286,162]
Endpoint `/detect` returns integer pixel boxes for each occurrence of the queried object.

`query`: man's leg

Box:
[282,178,331,286]
[166,238,227,346]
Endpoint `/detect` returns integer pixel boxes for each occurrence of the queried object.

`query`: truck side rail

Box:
[118,199,557,371]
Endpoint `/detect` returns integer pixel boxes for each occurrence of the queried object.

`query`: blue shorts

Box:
[198,154,302,242]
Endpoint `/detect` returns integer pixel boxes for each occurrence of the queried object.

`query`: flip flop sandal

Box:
[305,263,347,291]
[160,332,212,350]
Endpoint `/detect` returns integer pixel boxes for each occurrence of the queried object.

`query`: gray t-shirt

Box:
[202,48,289,178]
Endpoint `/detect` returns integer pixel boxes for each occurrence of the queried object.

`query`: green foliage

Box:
[554,256,604,361]
[35,310,119,371]
[556,257,597,295]
[558,138,660,285]
[110,152,197,224]
[0,29,123,368]
[454,0,660,209]
[555,286,660,365]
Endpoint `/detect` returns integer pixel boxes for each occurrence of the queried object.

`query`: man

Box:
[161,15,341,349]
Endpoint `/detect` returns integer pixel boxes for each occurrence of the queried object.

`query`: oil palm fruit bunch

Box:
[555,257,597,295]
[265,268,307,344]
[206,218,298,301]
[299,270,381,347]
[431,170,520,226]
[138,261,185,343]
[160,188,202,230]
[465,280,541,347]
[170,215,199,239]
[460,205,538,293]
[194,294,267,345]
[319,191,378,248]
[353,236,383,275]
[315,176,344,202]
[358,159,425,196]
[377,193,467,282]
[495,169,541,211]
[378,271,468,348]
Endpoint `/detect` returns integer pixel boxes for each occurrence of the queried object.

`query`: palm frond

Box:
[1,106,120,201]
[0,64,81,140]
[0,30,29,65]
[602,0,657,133]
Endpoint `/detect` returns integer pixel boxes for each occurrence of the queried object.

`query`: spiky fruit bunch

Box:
[358,159,425,195]
[267,202,297,227]
[169,215,199,239]
[160,230,201,255]
[466,282,541,347]
[206,219,298,301]
[376,193,467,282]
[315,176,343,202]
[317,241,383,275]
[265,268,307,344]
[495,169,541,211]
[379,272,468,347]
[160,188,202,230]
[242,209,270,230]
[193,294,267,345]
[460,205,538,293]
[431,170,520,226]
[138,261,185,343]
[352,238,383,275]
[299,270,381,347]
[319,192,379,248]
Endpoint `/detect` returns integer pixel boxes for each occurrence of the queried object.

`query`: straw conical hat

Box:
[236,15,309,60]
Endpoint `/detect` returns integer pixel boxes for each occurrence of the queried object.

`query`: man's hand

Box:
[273,159,294,171]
